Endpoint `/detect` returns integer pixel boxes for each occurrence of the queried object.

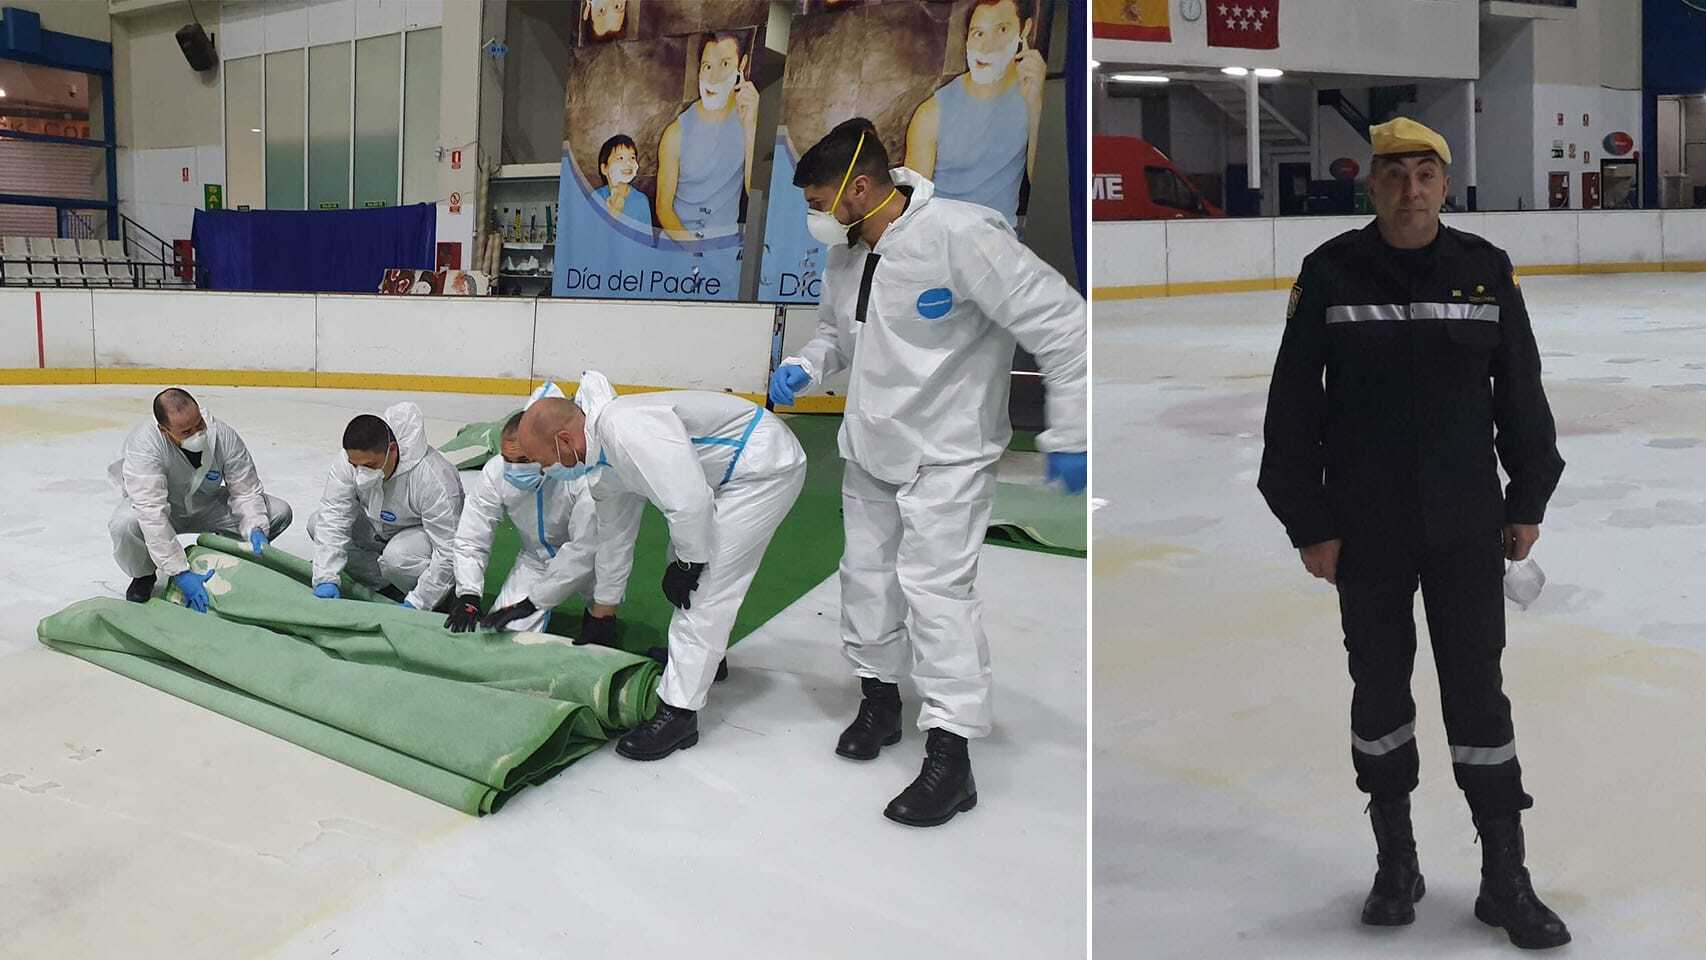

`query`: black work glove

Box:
[481,598,537,630]
[661,560,706,610]
[445,594,484,633]
[577,608,621,648]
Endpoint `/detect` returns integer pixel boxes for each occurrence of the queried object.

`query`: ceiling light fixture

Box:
[1253,67,1284,78]
[1111,74,1171,84]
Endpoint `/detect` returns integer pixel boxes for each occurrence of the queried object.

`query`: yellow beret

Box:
[1370,116,1452,165]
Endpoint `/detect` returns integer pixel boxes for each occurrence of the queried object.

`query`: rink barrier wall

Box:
[1092,208,1706,300]
[0,289,849,413]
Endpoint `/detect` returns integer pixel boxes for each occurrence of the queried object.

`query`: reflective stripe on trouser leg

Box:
[656,460,806,712]
[493,556,552,633]
[378,526,432,592]
[1421,530,1531,813]
[1337,538,1423,798]
[896,460,999,740]
[838,461,911,685]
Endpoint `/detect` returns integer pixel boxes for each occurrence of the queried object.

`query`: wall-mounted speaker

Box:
[175,23,217,72]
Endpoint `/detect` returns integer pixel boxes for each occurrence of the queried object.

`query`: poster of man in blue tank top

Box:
[553,3,767,301]
[755,0,1054,304]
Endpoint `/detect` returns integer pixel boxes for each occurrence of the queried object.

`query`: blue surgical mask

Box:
[544,435,597,482]
[503,462,544,491]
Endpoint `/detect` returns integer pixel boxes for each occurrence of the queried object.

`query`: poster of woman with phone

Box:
[904,0,1045,227]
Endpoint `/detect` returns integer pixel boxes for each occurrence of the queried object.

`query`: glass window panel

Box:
[0,141,106,200]
[265,49,306,210]
[308,42,352,210]
[224,55,264,210]
[402,28,440,205]
[354,33,401,208]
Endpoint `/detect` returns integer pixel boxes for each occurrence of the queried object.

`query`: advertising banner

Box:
[552,1,770,300]
[757,0,1052,303]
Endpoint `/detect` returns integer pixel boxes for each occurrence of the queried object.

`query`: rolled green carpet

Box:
[37,536,660,815]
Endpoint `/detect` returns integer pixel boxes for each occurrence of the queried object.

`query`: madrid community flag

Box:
[1092,0,1171,42]
[1208,0,1279,50]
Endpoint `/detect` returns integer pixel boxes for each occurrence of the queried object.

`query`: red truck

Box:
[1093,136,1224,221]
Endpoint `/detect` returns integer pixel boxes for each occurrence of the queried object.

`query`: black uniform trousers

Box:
[1336,527,1533,815]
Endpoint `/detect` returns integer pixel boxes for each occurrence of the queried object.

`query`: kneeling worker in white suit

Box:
[771,118,1087,827]
[111,387,293,611]
[519,371,806,761]
[307,402,463,610]
[444,403,615,641]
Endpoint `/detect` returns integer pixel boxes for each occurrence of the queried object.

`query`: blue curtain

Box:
[1065,0,1086,292]
[191,204,436,293]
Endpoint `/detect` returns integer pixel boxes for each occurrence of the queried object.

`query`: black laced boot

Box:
[1473,812,1571,949]
[615,702,699,761]
[1361,795,1426,926]
[883,729,977,827]
[835,677,902,761]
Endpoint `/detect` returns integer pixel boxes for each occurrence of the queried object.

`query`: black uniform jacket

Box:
[1258,221,1565,550]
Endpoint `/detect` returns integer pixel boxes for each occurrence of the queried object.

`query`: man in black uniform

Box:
[1258,117,1570,950]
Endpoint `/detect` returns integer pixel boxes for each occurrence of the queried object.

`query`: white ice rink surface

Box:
[1093,272,1706,958]
[0,386,1086,959]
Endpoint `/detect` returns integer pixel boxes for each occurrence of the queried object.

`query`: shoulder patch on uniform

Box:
[1286,284,1302,320]
[1511,270,1521,287]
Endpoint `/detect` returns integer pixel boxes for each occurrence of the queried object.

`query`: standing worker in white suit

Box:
[307,402,463,611]
[769,118,1087,827]
[110,387,294,611]
[518,371,806,761]
[444,386,615,642]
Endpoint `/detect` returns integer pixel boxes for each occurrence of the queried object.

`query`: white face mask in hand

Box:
[1504,557,1545,609]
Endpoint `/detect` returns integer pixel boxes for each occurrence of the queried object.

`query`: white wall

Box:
[1094,0,1478,80]
[1531,84,1643,209]
[1,292,776,399]
[1091,209,1706,295]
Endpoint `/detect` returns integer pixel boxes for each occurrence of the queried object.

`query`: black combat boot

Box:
[835,677,902,761]
[1473,812,1571,949]
[1362,795,1426,926]
[615,702,699,761]
[125,574,157,603]
[883,729,977,827]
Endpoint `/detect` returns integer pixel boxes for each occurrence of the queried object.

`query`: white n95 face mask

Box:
[353,464,384,494]
[700,72,737,111]
[806,208,850,246]
[178,431,207,453]
[967,36,1020,85]
[1504,558,1545,610]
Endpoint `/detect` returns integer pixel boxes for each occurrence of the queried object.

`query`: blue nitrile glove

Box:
[768,364,811,406]
[172,569,216,613]
[1046,451,1087,495]
[313,582,341,600]
[400,600,414,609]
[249,529,269,556]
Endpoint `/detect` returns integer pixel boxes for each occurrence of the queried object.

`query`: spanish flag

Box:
[1093,0,1171,42]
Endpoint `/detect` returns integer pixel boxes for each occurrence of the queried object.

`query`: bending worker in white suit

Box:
[519,371,806,761]
[307,401,464,610]
[770,118,1087,828]
[444,393,616,643]
[111,387,293,611]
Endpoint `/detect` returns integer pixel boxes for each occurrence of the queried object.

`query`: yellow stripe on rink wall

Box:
[1092,261,1706,300]
[0,366,848,414]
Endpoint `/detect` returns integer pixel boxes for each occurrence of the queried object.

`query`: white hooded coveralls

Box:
[109,409,293,579]
[576,372,806,712]
[783,168,1087,739]
[307,401,464,609]
[453,454,596,632]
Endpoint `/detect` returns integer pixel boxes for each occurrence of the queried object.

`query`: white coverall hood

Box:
[382,401,430,479]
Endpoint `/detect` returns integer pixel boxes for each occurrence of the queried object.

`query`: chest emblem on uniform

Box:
[917,287,954,320]
[380,510,397,523]
[204,470,222,483]
[1452,289,1462,298]
[1475,284,1486,294]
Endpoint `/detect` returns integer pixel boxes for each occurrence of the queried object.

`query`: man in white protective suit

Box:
[769,118,1087,827]
[518,371,806,761]
[110,387,294,611]
[443,386,616,642]
[306,401,463,611]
